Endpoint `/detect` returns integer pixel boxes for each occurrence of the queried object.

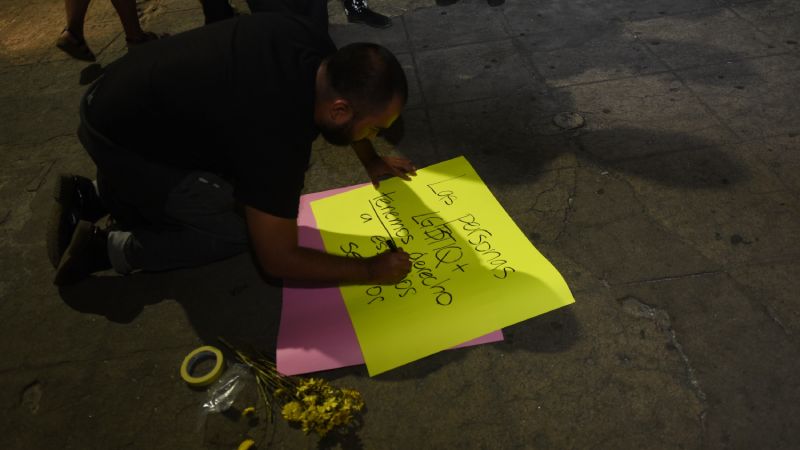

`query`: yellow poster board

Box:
[310,156,574,375]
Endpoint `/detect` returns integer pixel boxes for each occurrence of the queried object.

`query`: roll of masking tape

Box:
[180,346,225,387]
[238,439,256,450]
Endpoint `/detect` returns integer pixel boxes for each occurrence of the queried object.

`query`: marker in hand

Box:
[386,239,398,252]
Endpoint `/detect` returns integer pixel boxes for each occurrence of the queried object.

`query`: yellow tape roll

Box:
[238,439,256,450]
[180,346,225,387]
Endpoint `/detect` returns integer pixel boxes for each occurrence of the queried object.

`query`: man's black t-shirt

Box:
[86,13,336,218]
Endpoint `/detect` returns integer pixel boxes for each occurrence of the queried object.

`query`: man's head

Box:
[315,43,408,146]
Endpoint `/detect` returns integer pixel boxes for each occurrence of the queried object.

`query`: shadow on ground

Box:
[38,0,797,447]
[55,0,754,408]
[57,252,284,348]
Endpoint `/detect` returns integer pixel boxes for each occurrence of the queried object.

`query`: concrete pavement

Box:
[1,0,799,448]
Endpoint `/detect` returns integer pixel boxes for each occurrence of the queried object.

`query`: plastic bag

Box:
[202,364,253,413]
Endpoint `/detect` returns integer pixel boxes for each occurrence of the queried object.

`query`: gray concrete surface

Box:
[1,0,799,448]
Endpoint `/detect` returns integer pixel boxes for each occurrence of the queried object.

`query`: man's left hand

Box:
[366,156,417,187]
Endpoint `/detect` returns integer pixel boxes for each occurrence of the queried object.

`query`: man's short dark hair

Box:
[324,43,408,116]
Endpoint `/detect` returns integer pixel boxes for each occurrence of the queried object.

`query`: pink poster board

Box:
[277,185,504,376]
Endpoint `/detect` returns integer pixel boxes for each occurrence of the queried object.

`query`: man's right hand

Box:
[247,205,413,285]
[367,249,411,284]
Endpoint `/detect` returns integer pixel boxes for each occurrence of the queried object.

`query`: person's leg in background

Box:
[199,0,236,24]
[57,0,164,61]
[246,0,328,30]
[247,0,391,30]
[109,0,164,44]
[57,0,96,61]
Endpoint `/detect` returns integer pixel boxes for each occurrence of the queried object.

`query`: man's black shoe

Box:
[435,0,459,5]
[54,221,111,286]
[46,174,106,268]
[487,0,504,6]
[344,0,392,29]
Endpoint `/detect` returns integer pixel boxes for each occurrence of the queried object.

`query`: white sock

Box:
[107,230,133,274]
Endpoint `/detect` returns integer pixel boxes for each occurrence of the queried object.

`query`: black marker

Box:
[369,198,399,253]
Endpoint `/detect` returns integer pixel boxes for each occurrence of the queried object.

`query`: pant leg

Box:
[78,121,179,230]
[117,172,249,272]
[200,0,235,24]
[79,85,248,273]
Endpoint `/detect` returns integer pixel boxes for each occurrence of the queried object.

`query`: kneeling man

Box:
[51,13,415,286]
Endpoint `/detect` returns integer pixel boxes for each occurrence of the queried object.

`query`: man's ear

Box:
[329,99,354,124]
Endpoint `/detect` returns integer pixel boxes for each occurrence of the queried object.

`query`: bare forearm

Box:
[245,206,410,285]
[352,139,380,166]
[351,141,417,186]
[257,245,372,284]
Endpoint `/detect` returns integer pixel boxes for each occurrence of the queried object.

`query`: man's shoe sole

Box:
[46,174,106,268]
[53,220,94,286]
[46,175,79,268]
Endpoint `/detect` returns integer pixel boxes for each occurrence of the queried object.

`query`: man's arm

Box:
[351,139,417,187]
[245,205,410,284]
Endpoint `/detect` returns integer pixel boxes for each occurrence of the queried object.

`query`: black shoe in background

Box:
[487,0,505,6]
[47,174,106,268]
[344,0,393,29]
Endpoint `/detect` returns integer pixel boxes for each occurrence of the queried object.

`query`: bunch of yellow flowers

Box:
[220,338,366,438]
[279,378,365,436]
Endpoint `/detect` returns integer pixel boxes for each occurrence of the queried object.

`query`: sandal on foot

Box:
[56,29,96,62]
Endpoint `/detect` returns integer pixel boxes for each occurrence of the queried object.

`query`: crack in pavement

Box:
[617,296,708,408]
[763,302,791,336]
[617,270,725,286]
[24,159,56,192]
[0,209,11,226]
[554,164,579,241]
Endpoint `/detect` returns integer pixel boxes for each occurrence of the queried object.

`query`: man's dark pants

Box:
[78,89,249,274]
